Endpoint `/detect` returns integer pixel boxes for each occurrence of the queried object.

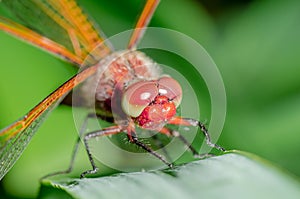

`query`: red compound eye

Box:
[122,77,182,120]
[122,81,158,117]
[158,76,182,107]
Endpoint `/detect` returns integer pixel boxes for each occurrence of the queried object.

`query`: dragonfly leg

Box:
[127,128,173,168]
[160,127,217,159]
[159,127,200,157]
[40,113,98,180]
[80,126,122,178]
[128,0,160,49]
[168,117,226,152]
[131,136,173,168]
[150,133,173,162]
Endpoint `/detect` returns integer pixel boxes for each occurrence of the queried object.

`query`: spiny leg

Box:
[168,117,226,152]
[172,130,215,159]
[80,126,122,178]
[147,131,172,162]
[160,127,213,159]
[160,127,199,156]
[131,136,173,168]
[127,127,172,168]
[40,113,98,180]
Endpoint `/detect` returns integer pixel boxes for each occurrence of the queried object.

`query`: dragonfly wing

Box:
[0,65,98,180]
[0,0,112,65]
[0,97,61,180]
[1,0,72,51]
[128,0,160,49]
[0,16,84,66]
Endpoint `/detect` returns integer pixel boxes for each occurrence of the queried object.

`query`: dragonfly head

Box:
[122,76,182,130]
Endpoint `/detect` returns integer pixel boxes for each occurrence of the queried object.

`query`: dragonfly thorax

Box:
[95,50,162,101]
[80,50,161,113]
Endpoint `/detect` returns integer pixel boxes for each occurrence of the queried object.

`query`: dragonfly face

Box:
[122,75,183,130]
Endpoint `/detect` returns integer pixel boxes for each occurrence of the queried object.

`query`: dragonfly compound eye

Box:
[122,77,182,125]
[157,76,182,107]
[122,80,158,117]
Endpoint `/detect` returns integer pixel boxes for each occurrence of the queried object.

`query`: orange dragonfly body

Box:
[0,0,224,180]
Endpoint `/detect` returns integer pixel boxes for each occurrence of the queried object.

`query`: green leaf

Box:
[39,151,300,199]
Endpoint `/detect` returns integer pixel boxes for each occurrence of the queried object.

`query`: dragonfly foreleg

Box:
[150,133,172,162]
[168,117,226,152]
[128,133,173,169]
[159,127,200,157]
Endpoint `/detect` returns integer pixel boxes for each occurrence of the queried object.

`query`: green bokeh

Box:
[0,0,299,198]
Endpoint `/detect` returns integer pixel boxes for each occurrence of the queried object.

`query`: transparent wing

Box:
[0,16,84,65]
[0,65,98,180]
[128,0,160,49]
[0,97,61,181]
[0,0,112,65]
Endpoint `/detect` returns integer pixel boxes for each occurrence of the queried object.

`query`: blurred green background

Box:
[0,0,300,198]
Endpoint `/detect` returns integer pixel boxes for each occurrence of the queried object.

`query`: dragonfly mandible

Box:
[0,0,225,180]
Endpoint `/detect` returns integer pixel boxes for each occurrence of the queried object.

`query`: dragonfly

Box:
[0,0,225,180]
